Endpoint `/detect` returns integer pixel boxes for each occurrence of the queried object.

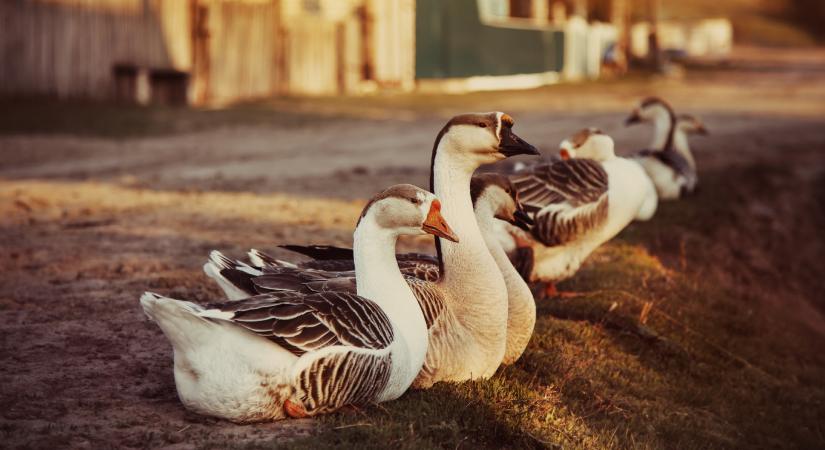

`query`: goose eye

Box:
[477,122,487,128]
[409,197,420,205]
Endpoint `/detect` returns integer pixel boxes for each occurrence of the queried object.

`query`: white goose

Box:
[205,113,539,387]
[625,97,709,200]
[505,128,658,297]
[140,184,458,422]
[206,173,538,366]
[468,174,536,364]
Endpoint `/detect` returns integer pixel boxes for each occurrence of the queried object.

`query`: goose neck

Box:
[474,204,533,301]
[475,203,536,363]
[353,219,424,336]
[353,218,428,396]
[432,150,501,288]
[650,114,674,150]
[672,129,697,170]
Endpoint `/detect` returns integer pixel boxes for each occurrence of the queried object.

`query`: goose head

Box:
[624,96,675,126]
[470,173,534,231]
[677,114,709,136]
[433,112,539,169]
[559,128,615,162]
[358,184,459,242]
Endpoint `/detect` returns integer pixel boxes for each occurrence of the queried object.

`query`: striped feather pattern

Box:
[405,278,446,329]
[294,351,392,415]
[510,159,609,246]
[278,245,440,276]
[207,292,394,356]
[223,249,445,328]
[251,266,444,328]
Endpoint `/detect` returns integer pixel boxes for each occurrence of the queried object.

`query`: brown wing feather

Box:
[205,292,394,356]
[511,159,609,246]
[294,350,392,416]
[404,278,446,330]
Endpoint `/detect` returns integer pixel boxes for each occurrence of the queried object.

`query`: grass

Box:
[227,163,825,449]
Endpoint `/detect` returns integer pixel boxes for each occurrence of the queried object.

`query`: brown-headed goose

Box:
[505,128,657,297]
[625,97,709,199]
[205,113,539,387]
[206,173,538,366]
[140,185,458,422]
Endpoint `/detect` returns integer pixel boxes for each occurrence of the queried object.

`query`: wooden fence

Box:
[0,0,415,103]
[0,0,190,99]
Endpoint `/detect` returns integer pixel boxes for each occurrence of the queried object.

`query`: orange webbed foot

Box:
[284,399,309,419]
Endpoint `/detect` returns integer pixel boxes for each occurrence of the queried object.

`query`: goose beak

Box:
[422,200,459,243]
[513,209,534,231]
[624,111,642,126]
[696,125,709,135]
[499,127,540,157]
[496,205,533,231]
[559,149,572,160]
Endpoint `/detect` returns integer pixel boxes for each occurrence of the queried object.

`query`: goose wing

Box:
[635,149,693,179]
[251,266,445,330]
[255,247,440,282]
[511,159,609,246]
[210,249,445,330]
[204,291,394,356]
[633,149,696,195]
[404,277,446,330]
[398,260,441,282]
[252,268,358,295]
[278,245,439,276]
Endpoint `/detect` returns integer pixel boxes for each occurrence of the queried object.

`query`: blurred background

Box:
[1,0,823,104]
[1,1,824,449]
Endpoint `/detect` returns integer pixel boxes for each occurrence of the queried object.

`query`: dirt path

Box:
[1,47,824,448]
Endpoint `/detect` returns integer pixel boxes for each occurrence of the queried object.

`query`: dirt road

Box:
[1,47,824,448]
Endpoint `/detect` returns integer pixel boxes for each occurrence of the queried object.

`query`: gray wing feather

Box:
[205,292,394,356]
[511,159,609,246]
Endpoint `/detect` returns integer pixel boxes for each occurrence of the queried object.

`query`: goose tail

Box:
[203,251,260,301]
[248,249,296,269]
[140,292,219,351]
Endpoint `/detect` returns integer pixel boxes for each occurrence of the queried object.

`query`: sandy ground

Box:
[1,47,824,448]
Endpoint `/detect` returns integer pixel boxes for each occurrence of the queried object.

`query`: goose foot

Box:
[284,399,308,419]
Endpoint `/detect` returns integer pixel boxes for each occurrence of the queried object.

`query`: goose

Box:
[205,112,539,387]
[625,97,709,200]
[505,128,658,297]
[140,184,458,422]
[206,173,538,366]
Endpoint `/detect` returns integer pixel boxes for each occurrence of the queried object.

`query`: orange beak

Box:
[422,200,459,243]
[559,149,571,160]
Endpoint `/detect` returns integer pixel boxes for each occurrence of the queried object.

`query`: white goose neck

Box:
[672,129,696,170]
[474,202,532,297]
[352,216,428,398]
[432,147,503,292]
[650,113,673,150]
[474,201,536,363]
[353,218,425,341]
[474,202,523,284]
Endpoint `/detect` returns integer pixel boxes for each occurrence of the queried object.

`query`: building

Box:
[0,0,627,105]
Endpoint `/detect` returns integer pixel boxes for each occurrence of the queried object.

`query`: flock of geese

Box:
[140,97,707,423]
